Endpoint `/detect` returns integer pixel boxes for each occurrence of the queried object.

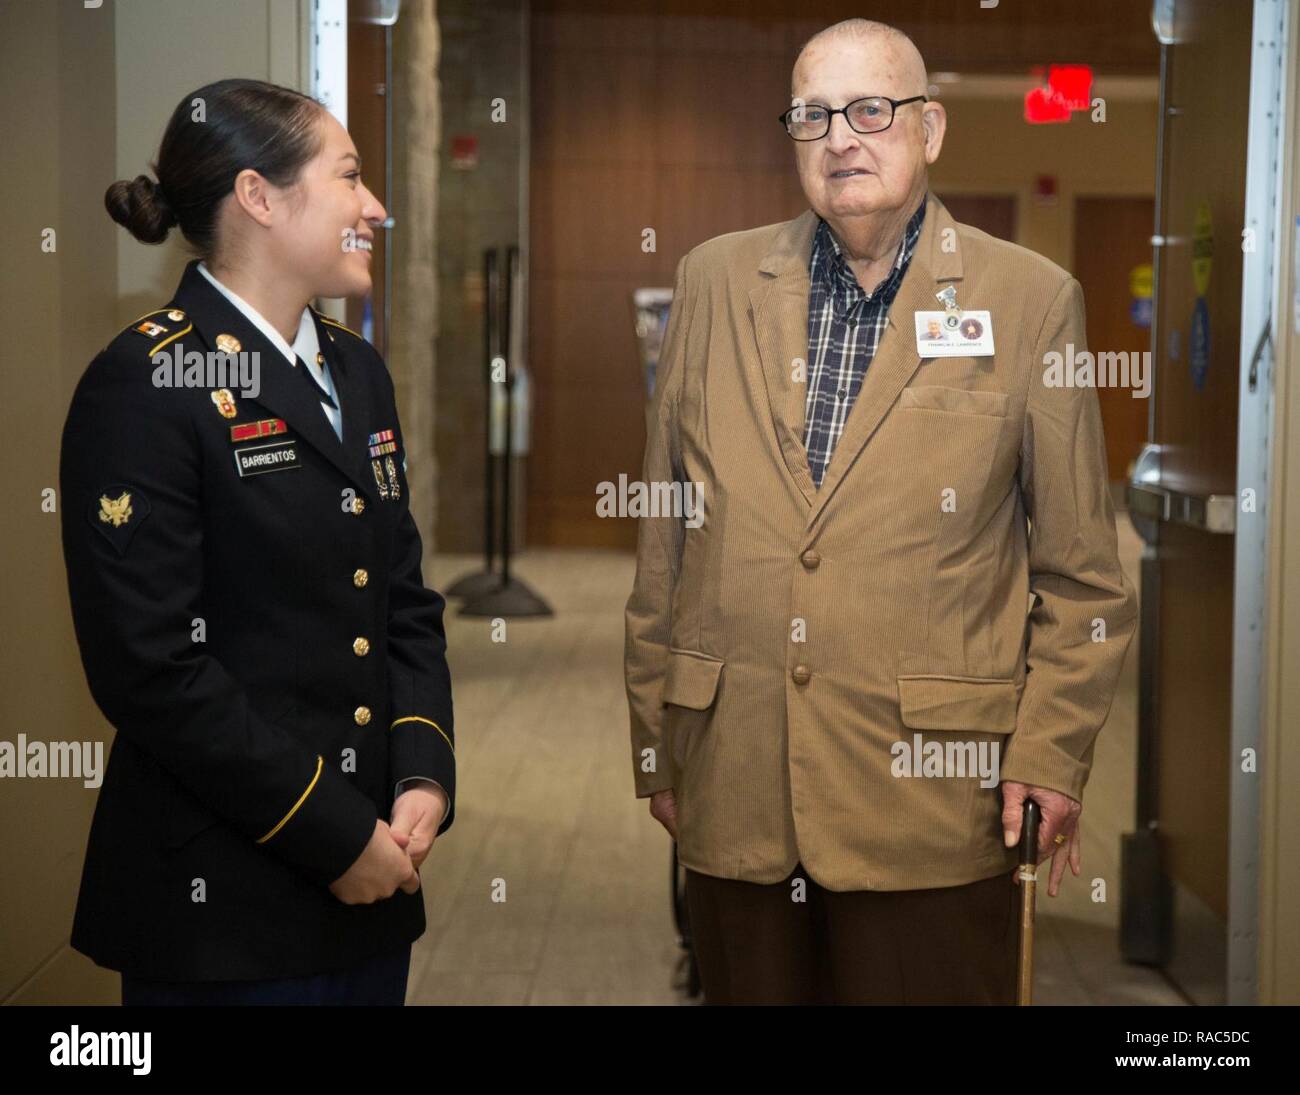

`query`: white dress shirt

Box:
[196,262,343,440]
[196,262,448,826]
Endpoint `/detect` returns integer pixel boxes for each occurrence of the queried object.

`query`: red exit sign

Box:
[1024,65,1094,124]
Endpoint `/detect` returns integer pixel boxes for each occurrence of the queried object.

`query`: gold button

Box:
[352,497,366,516]
[167,309,185,321]
[791,664,811,685]
[316,352,324,365]
[353,637,370,657]
[353,568,369,588]
[801,549,821,570]
[354,706,372,726]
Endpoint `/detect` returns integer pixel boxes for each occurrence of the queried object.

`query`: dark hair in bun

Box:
[104,175,177,244]
[104,78,325,255]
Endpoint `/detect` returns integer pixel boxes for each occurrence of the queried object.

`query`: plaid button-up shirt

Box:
[802,199,926,487]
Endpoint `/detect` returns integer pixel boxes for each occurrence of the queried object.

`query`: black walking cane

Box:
[1016,799,1042,1006]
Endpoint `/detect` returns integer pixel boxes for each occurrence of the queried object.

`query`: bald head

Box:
[785,18,944,251]
[792,19,928,99]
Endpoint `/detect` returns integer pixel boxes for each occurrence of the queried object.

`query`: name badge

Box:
[234,439,300,477]
[915,310,995,357]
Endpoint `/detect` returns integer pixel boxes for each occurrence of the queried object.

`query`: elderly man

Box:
[624,18,1137,1005]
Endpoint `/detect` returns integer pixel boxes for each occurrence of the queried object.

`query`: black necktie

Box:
[295,356,338,409]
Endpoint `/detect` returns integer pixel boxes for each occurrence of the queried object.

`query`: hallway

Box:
[411,516,1184,1005]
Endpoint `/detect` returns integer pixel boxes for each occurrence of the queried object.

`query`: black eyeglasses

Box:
[778,95,928,140]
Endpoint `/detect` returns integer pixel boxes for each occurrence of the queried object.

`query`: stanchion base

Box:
[458,576,554,617]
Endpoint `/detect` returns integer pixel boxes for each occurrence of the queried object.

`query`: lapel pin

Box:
[936,286,962,330]
[211,388,238,418]
[216,333,242,354]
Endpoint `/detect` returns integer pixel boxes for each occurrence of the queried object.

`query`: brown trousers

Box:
[684,862,1020,1005]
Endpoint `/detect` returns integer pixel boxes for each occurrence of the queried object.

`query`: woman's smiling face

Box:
[269,109,386,300]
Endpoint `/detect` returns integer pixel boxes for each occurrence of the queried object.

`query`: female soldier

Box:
[60,78,455,1005]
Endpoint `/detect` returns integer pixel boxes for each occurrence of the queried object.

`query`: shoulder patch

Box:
[89,485,151,555]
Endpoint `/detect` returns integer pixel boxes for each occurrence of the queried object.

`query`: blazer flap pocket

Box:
[662,649,725,710]
[900,385,1008,417]
[897,674,1018,732]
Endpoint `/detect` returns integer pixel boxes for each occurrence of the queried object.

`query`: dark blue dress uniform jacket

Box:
[60,261,455,981]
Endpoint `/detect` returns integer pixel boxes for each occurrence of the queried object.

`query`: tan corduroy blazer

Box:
[624,190,1138,891]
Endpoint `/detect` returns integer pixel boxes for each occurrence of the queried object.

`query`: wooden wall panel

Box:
[526,0,1157,548]
[1073,196,1156,486]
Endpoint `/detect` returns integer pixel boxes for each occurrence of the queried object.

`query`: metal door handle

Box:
[1127,444,1236,533]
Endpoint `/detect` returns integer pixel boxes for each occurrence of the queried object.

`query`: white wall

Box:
[0,0,312,1005]
[113,0,312,322]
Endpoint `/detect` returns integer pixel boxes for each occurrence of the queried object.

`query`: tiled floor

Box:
[407,516,1184,1005]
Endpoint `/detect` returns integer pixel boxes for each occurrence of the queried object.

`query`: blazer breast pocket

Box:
[900,385,1008,418]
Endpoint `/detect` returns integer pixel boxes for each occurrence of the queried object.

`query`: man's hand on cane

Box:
[1000,781,1082,898]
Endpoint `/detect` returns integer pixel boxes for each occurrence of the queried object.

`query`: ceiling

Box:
[531,0,1161,76]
